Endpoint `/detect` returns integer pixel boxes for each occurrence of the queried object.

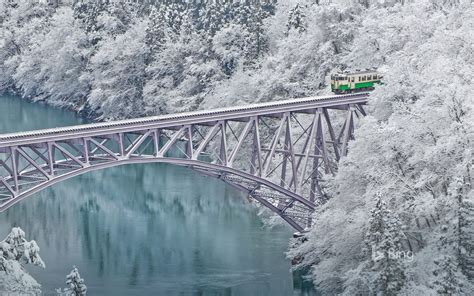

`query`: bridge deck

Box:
[0,93,368,147]
[0,93,370,231]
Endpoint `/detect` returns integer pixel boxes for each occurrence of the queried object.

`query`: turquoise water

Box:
[0,95,315,295]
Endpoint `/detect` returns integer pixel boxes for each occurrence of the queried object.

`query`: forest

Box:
[0,0,473,295]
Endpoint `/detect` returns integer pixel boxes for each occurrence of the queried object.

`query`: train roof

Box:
[333,70,379,76]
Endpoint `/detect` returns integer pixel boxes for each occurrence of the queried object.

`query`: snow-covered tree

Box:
[13,7,91,107]
[232,3,269,62]
[72,0,107,33]
[144,14,223,115]
[0,227,45,294]
[0,1,54,92]
[431,255,465,294]
[287,3,306,33]
[87,19,150,120]
[288,1,473,294]
[56,266,87,296]
[460,189,474,278]
[212,23,254,75]
[198,2,229,36]
[364,194,406,294]
[0,1,472,294]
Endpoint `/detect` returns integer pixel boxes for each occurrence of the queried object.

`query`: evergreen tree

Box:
[230,2,269,63]
[460,190,474,278]
[448,173,474,280]
[146,5,169,54]
[431,255,464,295]
[73,0,141,45]
[365,193,406,294]
[287,3,307,34]
[57,266,87,296]
[198,2,228,36]
[430,175,472,295]
[0,228,45,293]
[0,227,45,268]
[146,2,188,54]
[72,0,107,33]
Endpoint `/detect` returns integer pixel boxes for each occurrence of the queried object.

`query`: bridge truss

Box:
[0,93,368,232]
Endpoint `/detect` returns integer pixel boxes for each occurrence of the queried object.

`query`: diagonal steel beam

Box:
[16,147,50,179]
[341,106,355,157]
[0,160,13,177]
[227,120,254,167]
[90,138,108,155]
[192,123,220,160]
[53,143,86,167]
[316,109,332,175]
[157,126,185,157]
[0,177,15,196]
[263,113,287,176]
[126,130,152,158]
[28,146,49,164]
[356,104,367,116]
[297,110,319,193]
[88,138,119,160]
[285,114,298,190]
[323,108,340,161]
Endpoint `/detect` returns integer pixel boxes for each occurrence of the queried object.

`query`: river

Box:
[0,95,316,295]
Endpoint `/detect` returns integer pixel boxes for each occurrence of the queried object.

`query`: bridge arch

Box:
[1,158,314,232]
[0,94,368,232]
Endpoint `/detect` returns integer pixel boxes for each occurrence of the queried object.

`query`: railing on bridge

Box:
[0,93,369,232]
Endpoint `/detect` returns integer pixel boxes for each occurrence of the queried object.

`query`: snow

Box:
[56,266,87,296]
[0,227,45,295]
[0,0,472,294]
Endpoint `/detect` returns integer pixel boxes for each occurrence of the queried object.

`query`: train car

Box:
[331,70,383,94]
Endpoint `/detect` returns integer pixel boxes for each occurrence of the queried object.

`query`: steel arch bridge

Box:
[0,93,368,232]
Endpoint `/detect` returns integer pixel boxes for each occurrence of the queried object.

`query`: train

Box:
[330,70,383,94]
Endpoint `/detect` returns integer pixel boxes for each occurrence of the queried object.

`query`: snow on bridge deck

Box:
[0,92,369,232]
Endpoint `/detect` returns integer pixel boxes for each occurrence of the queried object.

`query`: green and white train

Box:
[331,70,383,94]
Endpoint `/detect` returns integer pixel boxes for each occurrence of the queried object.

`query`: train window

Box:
[373,74,377,79]
[368,75,372,80]
[361,76,366,81]
[351,77,355,82]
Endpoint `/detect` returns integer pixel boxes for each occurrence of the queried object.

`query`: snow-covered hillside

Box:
[0,0,472,294]
[286,1,474,295]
